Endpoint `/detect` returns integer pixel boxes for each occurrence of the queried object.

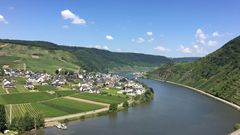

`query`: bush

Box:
[123,101,129,108]
[0,104,6,132]
[109,103,118,112]
[234,123,240,130]
[9,113,44,132]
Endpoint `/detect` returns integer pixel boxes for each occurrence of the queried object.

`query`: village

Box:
[1,67,146,96]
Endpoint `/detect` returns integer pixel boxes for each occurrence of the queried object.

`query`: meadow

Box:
[35,85,56,91]
[31,98,103,118]
[71,93,127,104]
[0,92,56,104]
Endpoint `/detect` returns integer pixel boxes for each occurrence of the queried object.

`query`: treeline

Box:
[9,113,44,132]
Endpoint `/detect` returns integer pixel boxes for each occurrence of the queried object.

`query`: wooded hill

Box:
[147,36,240,105]
[0,39,171,73]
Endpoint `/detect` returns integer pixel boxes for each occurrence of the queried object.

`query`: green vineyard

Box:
[5,104,39,123]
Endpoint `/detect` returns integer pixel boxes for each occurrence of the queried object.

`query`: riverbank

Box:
[44,87,154,127]
[229,129,240,135]
[45,107,109,127]
[164,81,240,110]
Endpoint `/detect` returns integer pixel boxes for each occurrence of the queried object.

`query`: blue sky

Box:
[0,0,239,57]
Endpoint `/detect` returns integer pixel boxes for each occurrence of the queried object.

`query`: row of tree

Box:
[9,113,44,133]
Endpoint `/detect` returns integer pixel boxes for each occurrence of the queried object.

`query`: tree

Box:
[55,69,59,75]
[122,101,129,108]
[9,113,44,132]
[0,104,6,132]
[23,113,34,131]
[35,114,44,129]
[0,68,4,76]
[109,103,118,112]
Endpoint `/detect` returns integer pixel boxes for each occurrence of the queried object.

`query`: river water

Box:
[37,76,240,135]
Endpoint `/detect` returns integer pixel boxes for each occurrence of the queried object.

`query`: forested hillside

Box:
[0,39,171,72]
[147,36,240,105]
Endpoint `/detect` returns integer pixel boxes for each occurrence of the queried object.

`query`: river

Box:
[36,75,240,135]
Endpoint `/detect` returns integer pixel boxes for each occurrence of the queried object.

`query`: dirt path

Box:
[64,96,110,107]
[45,107,109,126]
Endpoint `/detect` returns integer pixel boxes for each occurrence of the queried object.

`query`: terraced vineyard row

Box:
[5,104,40,123]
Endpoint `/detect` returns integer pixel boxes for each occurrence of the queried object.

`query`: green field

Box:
[102,88,119,95]
[0,92,56,104]
[32,98,103,118]
[0,84,7,94]
[101,87,128,98]
[71,93,126,104]
[0,56,20,65]
[35,85,56,91]
[55,90,79,97]
[14,77,28,93]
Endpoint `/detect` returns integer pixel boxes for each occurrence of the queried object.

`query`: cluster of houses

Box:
[1,67,146,96]
[78,72,145,96]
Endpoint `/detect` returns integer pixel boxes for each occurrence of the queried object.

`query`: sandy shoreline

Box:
[162,81,240,110]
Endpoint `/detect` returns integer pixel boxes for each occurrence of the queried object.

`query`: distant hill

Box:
[0,41,79,73]
[171,57,200,62]
[0,39,172,73]
[147,36,240,105]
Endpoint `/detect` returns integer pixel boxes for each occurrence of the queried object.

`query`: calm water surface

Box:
[37,76,240,135]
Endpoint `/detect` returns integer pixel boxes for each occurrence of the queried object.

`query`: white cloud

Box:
[116,48,122,52]
[207,40,218,46]
[148,38,154,42]
[147,32,153,36]
[132,37,145,44]
[63,25,69,29]
[0,14,8,24]
[93,45,109,50]
[105,35,114,41]
[193,45,204,54]
[179,45,192,53]
[195,28,207,45]
[61,9,86,25]
[154,46,169,52]
[212,32,221,37]
[103,46,109,50]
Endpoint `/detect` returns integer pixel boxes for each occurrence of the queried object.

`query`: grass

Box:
[102,87,119,95]
[0,85,7,94]
[15,77,28,92]
[55,90,79,97]
[32,98,103,118]
[71,93,126,104]
[35,85,56,91]
[101,87,128,98]
[0,43,79,74]
[0,92,56,104]
[0,56,20,65]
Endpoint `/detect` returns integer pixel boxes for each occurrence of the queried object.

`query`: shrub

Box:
[109,103,118,112]
[123,101,129,108]
[0,104,6,132]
